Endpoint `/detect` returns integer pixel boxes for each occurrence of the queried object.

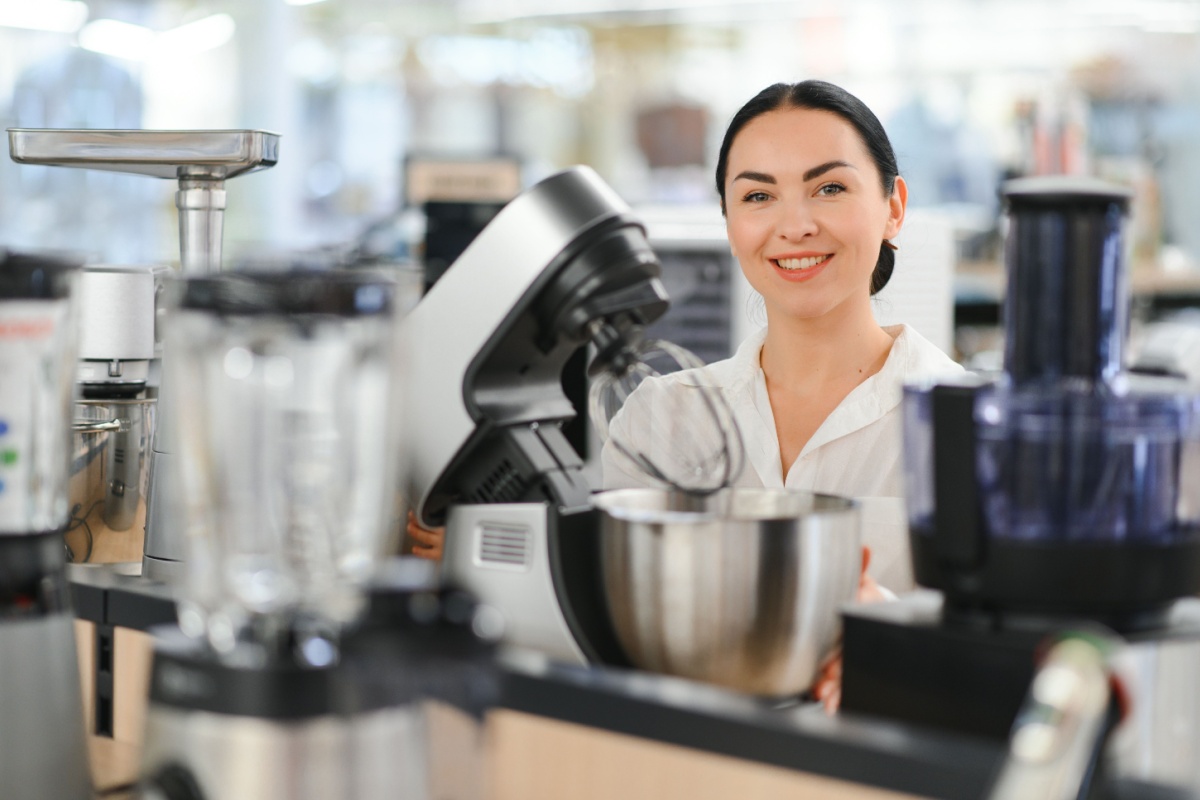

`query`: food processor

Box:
[841,177,1200,752]
[6,127,280,580]
[0,249,93,800]
[904,176,1200,624]
[139,269,487,800]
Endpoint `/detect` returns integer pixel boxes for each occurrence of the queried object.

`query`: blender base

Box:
[841,592,1041,741]
[0,612,93,800]
[910,529,1200,629]
[840,591,1200,742]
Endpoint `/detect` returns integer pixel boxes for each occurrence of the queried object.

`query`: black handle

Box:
[931,383,986,568]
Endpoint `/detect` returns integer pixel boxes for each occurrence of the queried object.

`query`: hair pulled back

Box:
[715,80,900,295]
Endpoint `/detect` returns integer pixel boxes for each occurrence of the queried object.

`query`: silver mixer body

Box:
[399,165,669,666]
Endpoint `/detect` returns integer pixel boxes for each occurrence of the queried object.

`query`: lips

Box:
[770,253,831,281]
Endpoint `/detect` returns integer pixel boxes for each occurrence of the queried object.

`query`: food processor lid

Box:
[1002,175,1133,208]
[176,269,395,316]
[0,249,80,299]
[589,337,745,495]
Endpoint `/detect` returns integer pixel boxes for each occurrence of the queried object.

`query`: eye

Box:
[816,182,846,197]
[741,190,771,203]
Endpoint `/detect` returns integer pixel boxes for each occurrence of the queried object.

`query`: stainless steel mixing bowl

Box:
[593,487,861,697]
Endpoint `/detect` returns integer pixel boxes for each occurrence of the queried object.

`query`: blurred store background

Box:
[4,0,1200,367]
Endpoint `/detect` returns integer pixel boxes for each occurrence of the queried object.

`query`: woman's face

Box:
[723,106,906,324]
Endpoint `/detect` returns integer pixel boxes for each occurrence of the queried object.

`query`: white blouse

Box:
[601,323,965,592]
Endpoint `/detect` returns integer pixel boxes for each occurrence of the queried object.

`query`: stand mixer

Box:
[7,128,280,579]
[0,249,92,800]
[402,164,755,666]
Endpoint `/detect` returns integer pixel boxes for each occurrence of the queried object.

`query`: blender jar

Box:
[163,270,401,657]
[0,251,80,534]
[0,249,92,800]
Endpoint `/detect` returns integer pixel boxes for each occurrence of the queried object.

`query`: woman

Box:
[602,80,963,594]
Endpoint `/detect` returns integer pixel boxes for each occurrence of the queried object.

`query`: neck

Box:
[759,299,894,391]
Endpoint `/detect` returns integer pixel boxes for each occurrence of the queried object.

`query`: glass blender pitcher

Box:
[142,268,482,800]
[162,269,400,659]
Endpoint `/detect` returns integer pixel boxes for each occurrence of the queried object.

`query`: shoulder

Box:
[886,324,965,380]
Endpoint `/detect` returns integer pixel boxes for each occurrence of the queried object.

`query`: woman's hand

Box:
[812,546,889,714]
[407,511,446,561]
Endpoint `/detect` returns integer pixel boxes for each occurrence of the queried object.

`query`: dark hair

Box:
[715,80,900,295]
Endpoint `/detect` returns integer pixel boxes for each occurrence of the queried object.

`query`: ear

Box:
[883,175,908,241]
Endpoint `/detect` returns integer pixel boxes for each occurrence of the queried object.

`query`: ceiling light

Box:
[155,14,236,56]
[78,19,155,60]
[78,14,236,62]
[0,0,88,33]
[459,0,786,24]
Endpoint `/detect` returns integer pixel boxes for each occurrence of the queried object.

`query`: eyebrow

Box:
[732,170,775,184]
[732,160,856,185]
[803,160,855,181]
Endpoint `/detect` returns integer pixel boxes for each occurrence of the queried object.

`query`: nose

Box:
[776,199,818,240]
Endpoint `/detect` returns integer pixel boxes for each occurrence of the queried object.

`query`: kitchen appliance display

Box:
[7,127,280,581]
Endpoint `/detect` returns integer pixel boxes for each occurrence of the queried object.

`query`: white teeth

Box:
[775,255,829,270]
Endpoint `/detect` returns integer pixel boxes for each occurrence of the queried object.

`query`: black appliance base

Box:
[841,591,1200,742]
[910,531,1200,630]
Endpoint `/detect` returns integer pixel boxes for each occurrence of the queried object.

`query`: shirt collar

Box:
[799,324,908,454]
[668,324,958,484]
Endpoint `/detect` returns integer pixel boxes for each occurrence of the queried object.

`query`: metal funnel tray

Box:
[7,129,279,180]
[8,127,282,273]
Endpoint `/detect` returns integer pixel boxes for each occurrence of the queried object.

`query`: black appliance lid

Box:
[176,269,395,317]
[0,249,81,299]
[1002,175,1133,208]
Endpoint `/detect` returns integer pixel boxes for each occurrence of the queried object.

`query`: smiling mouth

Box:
[773,255,831,271]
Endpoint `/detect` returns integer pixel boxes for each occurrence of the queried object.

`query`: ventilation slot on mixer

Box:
[468,458,530,504]
[477,524,532,570]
